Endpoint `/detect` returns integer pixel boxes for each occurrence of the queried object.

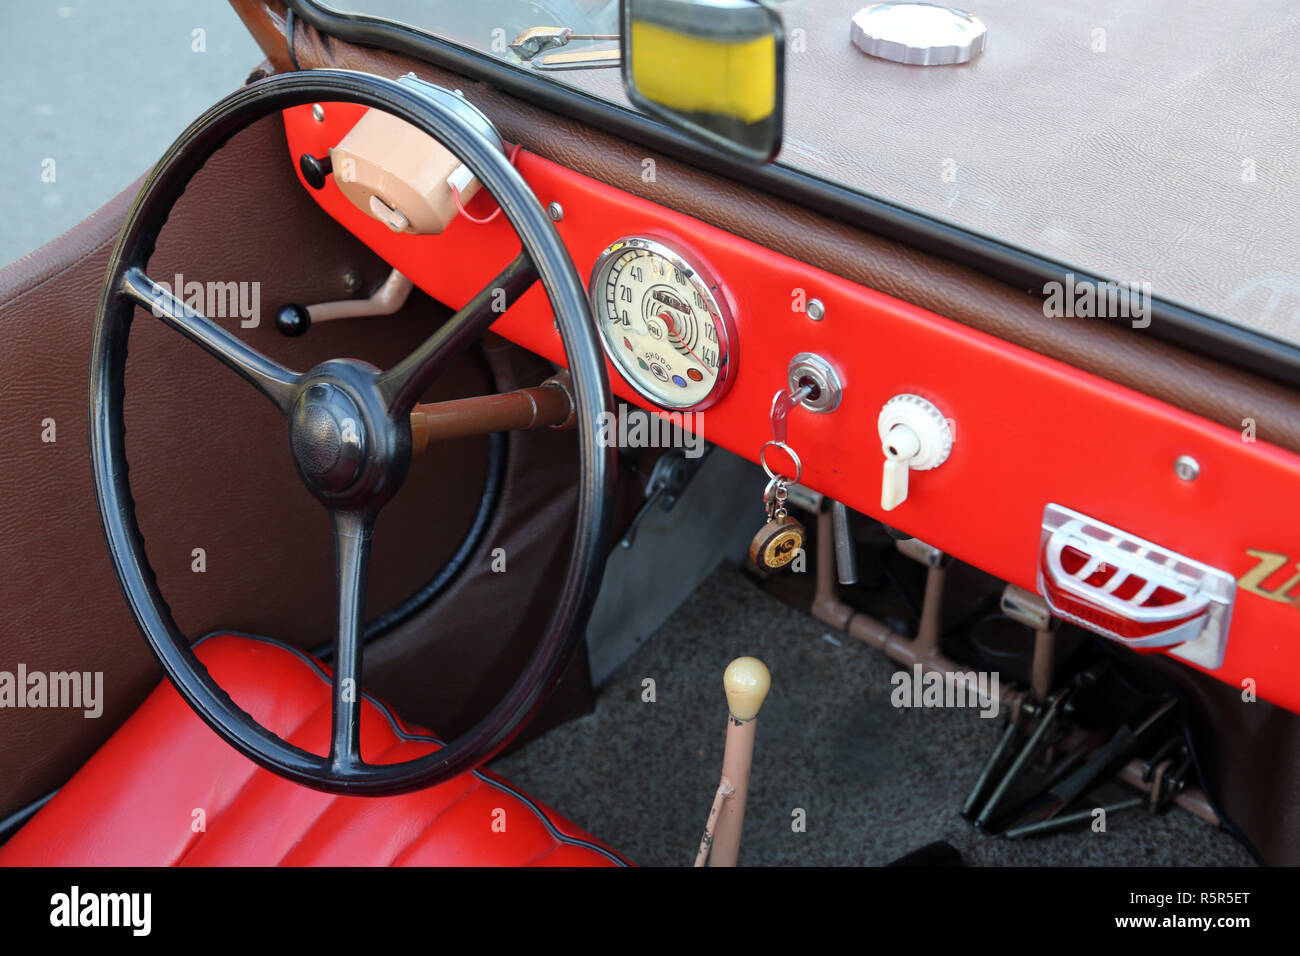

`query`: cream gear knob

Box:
[723,657,772,721]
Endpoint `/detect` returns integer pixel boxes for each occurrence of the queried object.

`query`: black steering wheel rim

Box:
[89,70,614,795]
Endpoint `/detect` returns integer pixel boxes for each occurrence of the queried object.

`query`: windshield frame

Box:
[287,0,1300,391]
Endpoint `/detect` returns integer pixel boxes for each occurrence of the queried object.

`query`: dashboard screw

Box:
[311,103,325,122]
[807,298,825,321]
[547,202,564,222]
[1174,455,1200,481]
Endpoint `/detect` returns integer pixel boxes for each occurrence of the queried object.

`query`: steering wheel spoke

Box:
[120,266,300,414]
[327,509,374,773]
[377,252,537,414]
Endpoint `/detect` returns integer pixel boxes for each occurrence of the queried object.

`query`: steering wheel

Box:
[89,70,613,796]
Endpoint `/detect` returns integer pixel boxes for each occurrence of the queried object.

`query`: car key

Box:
[749,386,810,570]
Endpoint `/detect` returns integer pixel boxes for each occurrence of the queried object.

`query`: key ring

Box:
[760,440,802,484]
[761,473,787,502]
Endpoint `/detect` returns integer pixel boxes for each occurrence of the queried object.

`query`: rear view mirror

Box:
[620,0,784,163]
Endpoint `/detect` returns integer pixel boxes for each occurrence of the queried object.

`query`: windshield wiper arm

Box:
[509,26,620,69]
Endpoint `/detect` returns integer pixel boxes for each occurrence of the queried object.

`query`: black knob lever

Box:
[299,152,333,190]
[275,303,311,337]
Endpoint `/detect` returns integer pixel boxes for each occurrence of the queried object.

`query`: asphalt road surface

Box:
[1,0,262,266]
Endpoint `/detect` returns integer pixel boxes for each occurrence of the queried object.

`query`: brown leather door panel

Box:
[0,114,496,819]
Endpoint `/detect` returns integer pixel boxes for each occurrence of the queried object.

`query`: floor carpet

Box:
[493,565,1255,867]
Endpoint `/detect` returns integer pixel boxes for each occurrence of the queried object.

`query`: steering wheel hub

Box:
[290,382,368,493]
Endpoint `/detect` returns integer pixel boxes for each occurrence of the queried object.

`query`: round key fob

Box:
[749,514,806,570]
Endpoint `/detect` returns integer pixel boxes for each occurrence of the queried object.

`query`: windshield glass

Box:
[309,0,1300,350]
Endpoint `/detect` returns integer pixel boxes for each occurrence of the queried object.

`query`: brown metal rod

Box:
[693,777,734,867]
[706,717,757,867]
[409,372,574,454]
[910,561,946,661]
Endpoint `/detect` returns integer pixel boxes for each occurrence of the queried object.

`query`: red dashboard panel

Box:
[283,103,1300,711]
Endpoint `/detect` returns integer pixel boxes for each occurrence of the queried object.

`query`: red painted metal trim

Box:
[284,104,1300,712]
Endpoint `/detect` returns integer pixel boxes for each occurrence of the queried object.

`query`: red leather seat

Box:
[0,634,625,866]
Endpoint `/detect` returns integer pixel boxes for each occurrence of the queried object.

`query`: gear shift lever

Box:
[694,657,771,867]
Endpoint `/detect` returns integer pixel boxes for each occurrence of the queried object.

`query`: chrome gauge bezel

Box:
[588,236,736,411]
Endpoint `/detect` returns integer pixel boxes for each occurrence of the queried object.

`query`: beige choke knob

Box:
[723,657,771,721]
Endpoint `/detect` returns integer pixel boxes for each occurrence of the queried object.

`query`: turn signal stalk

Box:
[409,371,575,454]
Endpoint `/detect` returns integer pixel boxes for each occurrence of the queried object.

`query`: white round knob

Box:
[877,394,953,511]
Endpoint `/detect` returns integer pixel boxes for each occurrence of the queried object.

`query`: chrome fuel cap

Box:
[850,3,988,66]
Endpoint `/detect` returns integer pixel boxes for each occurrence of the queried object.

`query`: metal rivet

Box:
[806,298,825,321]
[547,202,563,222]
[341,269,363,295]
[1174,455,1200,481]
[311,103,325,122]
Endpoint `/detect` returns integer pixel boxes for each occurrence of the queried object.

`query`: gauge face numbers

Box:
[590,238,731,410]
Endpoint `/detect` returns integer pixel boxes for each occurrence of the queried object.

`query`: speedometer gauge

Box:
[589,237,735,410]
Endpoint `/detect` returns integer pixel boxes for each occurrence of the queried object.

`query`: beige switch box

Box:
[330,108,482,235]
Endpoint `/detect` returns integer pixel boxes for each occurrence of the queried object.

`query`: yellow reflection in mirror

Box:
[629,19,775,125]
